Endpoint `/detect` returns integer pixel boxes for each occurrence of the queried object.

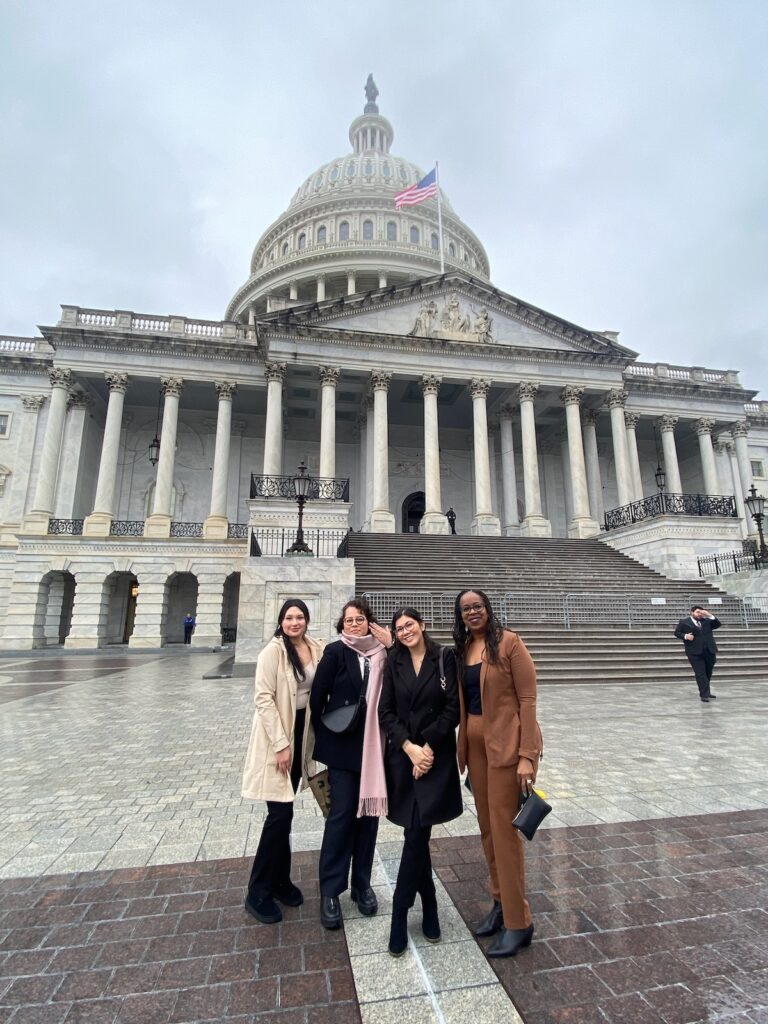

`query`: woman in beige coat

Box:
[242,598,325,924]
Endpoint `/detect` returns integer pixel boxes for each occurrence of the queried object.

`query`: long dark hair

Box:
[389,606,440,657]
[335,597,378,634]
[274,599,311,682]
[452,589,505,675]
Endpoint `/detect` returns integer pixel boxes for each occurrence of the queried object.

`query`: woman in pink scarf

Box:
[309,598,390,930]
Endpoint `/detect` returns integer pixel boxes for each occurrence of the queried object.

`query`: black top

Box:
[309,640,369,771]
[463,662,482,715]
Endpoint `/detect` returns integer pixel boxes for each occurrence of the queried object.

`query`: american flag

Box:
[394,167,438,209]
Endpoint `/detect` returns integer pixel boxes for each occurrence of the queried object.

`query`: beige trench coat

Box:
[241,634,325,802]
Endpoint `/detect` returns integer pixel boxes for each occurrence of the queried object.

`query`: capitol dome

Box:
[225,77,490,321]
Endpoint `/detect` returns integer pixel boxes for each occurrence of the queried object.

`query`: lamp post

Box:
[744,484,768,560]
[286,462,313,555]
[148,390,162,466]
[655,464,666,493]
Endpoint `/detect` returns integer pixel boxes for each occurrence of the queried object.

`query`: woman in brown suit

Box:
[452,589,542,958]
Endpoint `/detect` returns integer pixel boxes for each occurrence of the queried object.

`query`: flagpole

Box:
[435,161,445,275]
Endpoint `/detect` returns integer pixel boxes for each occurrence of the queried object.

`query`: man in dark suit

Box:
[674,605,721,702]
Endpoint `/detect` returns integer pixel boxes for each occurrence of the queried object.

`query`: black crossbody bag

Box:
[321,656,370,734]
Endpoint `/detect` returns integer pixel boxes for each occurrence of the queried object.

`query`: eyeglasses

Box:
[343,616,367,626]
[460,603,485,615]
[394,622,417,635]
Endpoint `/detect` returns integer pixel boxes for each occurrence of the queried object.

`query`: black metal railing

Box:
[227,523,248,539]
[110,520,145,537]
[250,473,350,501]
[604,493,737,531]
[698,549,764,577]
[169,521,204,538]
[48,519,84,535]
[250,527,348,557]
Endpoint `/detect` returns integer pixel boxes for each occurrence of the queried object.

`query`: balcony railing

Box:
[250,473,350,501]
[604,493,737,532]
[48,519,84,535]
[250,527,349,558]
[698,549,765,577]
[227,523,249,539]
[170,521,204,538]
[110,520,145,536]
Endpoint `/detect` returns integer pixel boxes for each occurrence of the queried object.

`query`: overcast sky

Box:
[1,1,766,398]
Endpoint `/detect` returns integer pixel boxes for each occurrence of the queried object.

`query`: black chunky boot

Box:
[420,890,441,943]
[388,902,409,957]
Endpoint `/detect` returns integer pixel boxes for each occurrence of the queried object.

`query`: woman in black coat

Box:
[378,606,462,957]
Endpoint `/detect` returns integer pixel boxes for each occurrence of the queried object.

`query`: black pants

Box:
[393,803,435,909]
[318,767,379,897]
[183,626,194,644]
[688,651,716,699]
[247,708,304,901]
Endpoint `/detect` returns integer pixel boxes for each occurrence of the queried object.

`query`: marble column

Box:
[316,275,326,301]
[262,362,285,477]
[658,415,683,494]
[363,396,374,530]
[84,373,129,537]
[558,432,574,528]
[624,412,644,500]
[498,405,520,536]
[202,381,236,539]
[289,282,298,301]
[369,371,395,532]
[517,382,551,536]
[606,390,634,508]
[347,271,356,295]
[731,421,753,498]
[724,438,749,538]
[144,377,183,539]
[420,375,448,534]
[695,417,719,495]
[318,366,340,479]
[23,368,72,533]
[469,378,501,535]
[378,272,387,288]
[4,395,46,530]
[561,386,600,537]
[54,392,92,519]
[582,409,604,526]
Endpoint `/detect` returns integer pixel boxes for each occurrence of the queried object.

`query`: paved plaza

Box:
[0,650,767,1022]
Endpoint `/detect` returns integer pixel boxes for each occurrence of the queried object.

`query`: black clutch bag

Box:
[512,787,552,841]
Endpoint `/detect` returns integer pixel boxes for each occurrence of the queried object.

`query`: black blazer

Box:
[378,645,463,829]
[310,640,369,771]
[674,615,721,655]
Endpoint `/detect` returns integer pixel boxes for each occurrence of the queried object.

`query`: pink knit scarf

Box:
[339,631,388,818]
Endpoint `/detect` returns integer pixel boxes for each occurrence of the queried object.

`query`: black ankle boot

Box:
[487,923,534,958]
[420,891,441,943]
[474,899,503,937]
[388,903,409,957]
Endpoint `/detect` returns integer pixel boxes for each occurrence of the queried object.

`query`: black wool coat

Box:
[309,639,369,772]
[378,644,463,829]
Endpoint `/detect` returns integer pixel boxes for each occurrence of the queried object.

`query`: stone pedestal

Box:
[19,512,51,536]
[420,511,449,534]
[128,573,170,648]
[369,508,396,533]
[601,516,743,580]
[64,574,107,649]
[471,513,502,536]
[203,515,229,541]
[520,515,553,538]
[82,513,113,538]
[191,574,227,648]
[144,514,172,539]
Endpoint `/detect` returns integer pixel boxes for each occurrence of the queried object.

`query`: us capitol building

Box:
[1,79,766,653]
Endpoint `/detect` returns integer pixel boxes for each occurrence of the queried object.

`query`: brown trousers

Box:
[466,713,532,930]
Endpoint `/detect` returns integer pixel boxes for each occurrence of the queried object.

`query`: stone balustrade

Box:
[58,306,246,339]
[625,362,740,386]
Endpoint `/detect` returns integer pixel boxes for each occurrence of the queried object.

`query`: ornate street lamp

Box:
[654,463,666,493]
[148,390,162,466]
[744,484,768,560]
[286,462,313,555]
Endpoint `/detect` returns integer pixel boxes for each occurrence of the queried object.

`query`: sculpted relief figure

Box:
[474,307,494,343]
[410,300,438,337]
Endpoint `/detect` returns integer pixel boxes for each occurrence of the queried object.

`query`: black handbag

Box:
[321,657,370,734]
[512,786,552,841]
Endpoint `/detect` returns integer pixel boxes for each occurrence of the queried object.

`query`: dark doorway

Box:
[401,491,425,533]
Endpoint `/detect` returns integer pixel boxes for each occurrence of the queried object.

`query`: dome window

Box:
[298,233,306,250]
[362,219,374,241]
[448,242,456,257]
[386,221,397,241]
[339,221,350,241]
[398,165,409,181]
[431,233,439,250]
[317,225,327,244]
[282,241,290,256]
[314,173,324,188]
[346,161,357,178]
[410,225,420,245]
[382,162,391,178]
[330,165,340,182]
[364,160,374,177]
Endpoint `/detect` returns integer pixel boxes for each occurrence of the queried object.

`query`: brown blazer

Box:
[457,630,542,772]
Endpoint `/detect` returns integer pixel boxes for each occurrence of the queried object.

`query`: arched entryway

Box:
[221,572,240,645]
[401,491,425,533]
[103,572,139,645]
[37,571,76,646]
[163,572,199,644]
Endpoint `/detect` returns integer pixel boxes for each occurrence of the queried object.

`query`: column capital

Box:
[22,394,46,411]
[104,372,129,394]
[67,392,92,411]
[605,389,628,410]
[319,365,341,387]
[694,417,716,436]
[624,412,640,430]
[469,377,491,399]
[657,414,678,433]
[582,408,600,427]
[498,403,515,420]
[419,374,441,396]
[712,439,728,455]
[720,438,735,454]
[361,392,375,410]
[214,380,237,400]
[370,370,392,392]
[49,368,72,389]
[730,420,749,439]
[160,376,184,398]
[264,361,286,384]
[517,381,539,402]
[560,385,584,406]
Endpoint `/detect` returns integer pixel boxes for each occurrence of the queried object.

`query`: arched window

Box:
[298,232,306,250]
[364,160,374,177]
[448,242,456,257]
[339,221,350,241]
[431,233,439,250]
[329,165,340,182]
[409,225,420,245]
[282,241,289,256]
[386,221,397,241]
[317,225,327,244]
[362,219,374,240]
[346,161,357,178]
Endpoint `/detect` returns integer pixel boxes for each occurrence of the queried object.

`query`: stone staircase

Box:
[348,534,768,685]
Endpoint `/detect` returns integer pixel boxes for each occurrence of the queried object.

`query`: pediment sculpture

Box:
[409,293,494,343]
